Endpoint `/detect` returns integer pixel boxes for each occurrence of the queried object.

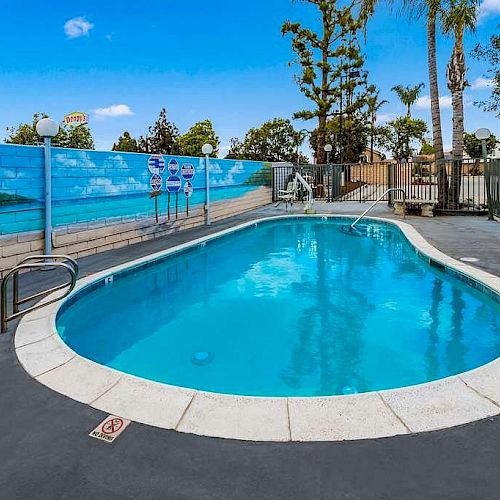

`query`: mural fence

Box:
[0,144,272,235]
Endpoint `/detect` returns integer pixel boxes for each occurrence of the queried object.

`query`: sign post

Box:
[166,159,181,220]
[181,163,195,216]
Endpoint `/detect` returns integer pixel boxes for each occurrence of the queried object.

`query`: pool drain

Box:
[191,351,214,366]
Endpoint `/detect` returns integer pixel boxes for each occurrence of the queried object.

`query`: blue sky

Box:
[0,0,498,158]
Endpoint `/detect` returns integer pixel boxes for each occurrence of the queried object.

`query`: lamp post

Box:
[338,70,360,165]
[202,143,214,226]
[36,118,59,256]
[324,144,333,202]
[475,128,493,221]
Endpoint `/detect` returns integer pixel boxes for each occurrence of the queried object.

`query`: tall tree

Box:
[361,0,448,206]
[309,114,368,164]
[442,0,478,208]
[390,83,425,117]
[175,120,219,158]
[282,0,363,164]
[472,28,500,115]
[378,116,428,160]
[366,90,388,163]
[224,137,244,159]
[113,131,138,152]
[237,118,307,163]
[138,108,179,154]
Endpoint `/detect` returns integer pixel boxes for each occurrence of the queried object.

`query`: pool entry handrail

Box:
[1,255,78,333]
[295,172,314,211]
[350,188,407,229]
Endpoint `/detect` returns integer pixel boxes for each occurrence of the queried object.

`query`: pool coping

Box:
[14,214,500,442]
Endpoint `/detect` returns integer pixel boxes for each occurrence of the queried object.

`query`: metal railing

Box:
[1,255,78,333]
[272,160,489,212]
[350,188,406,229]
[486,159,499,220]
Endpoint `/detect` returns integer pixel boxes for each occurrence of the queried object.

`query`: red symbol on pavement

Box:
[101,417,124,435]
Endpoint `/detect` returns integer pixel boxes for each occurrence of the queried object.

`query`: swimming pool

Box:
[56,217,500,398]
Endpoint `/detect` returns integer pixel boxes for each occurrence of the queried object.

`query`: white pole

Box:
[205,153,211,226]
[44,136,52,255]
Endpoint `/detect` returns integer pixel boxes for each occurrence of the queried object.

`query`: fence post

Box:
[387,163,393,206]
[485,159,494,221]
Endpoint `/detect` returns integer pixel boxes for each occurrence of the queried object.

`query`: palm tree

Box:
[442,0,479,208]
[366,92,388,163]
[391,83,425,117]
[360,0,448,206]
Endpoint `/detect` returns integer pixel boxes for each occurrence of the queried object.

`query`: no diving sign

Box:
[89,415,131,444]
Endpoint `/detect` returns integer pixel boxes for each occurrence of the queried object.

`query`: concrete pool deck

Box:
[1,202,499,498]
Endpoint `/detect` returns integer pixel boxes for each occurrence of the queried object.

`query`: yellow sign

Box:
[64,112,89,126]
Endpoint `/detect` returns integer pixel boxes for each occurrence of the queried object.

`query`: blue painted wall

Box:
[0,144,270,235]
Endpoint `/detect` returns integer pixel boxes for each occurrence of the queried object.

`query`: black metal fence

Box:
[272,159,490,213]
[488,159,500,220]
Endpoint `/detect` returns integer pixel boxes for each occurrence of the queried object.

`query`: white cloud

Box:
[415,95,452,109]
[93,104,134,118]
[64,17,94,39]
[479,0,500,19]
[470,77,495,90]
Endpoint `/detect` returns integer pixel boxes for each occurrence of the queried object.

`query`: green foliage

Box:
[232,118,307,163]
[138,108,179,154]
[282,0,370,163]
[391,83,425,117]
[225,138,244,159]
[378,116,428,160]
[309,115,368,164]
[463,132,497,158]
[112,131,139,152]
[473,30,500,116]
[5,112,95,149]
[175,120,219,158]
[419,141,435,155]
[61,124,94,150]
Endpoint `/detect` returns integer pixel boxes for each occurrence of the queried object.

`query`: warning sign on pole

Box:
[166,175,181,193]
[148,155,166,175]
[89,415,131,443]
[150,173,162,192]
[181,163,195,180]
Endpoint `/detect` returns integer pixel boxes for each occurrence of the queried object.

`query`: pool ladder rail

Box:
[350,188,407,230]
[1,255,79,333]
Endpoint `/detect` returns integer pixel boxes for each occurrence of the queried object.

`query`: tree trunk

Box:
[316,33,329,165]
[448,31,466,210]
[428,12,448,207]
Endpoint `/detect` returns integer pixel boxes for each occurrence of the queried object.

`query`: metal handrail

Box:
[1,255,78,333]
[350,188,406,229]
[12,255,78,314]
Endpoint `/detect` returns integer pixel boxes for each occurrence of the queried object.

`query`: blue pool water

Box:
[57,218,500,397]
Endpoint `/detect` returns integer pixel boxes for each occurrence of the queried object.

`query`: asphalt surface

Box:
[1,205,499,499]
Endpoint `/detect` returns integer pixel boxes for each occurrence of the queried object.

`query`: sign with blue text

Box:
[166,175,181,193]
[181,163,195,180]
[150,174,162,192]
[183,180,194,198]
[148,155,166,175]
[168,159,179,175]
